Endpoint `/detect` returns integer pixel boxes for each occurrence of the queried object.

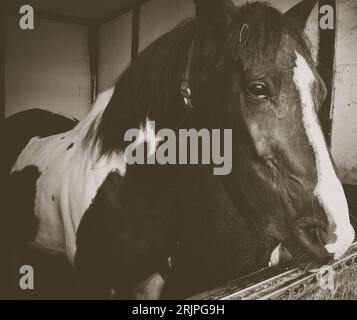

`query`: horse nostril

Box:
[293,218,333,261]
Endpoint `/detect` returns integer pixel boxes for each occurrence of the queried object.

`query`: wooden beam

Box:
[131,5,141,61]
[317,0,337,147]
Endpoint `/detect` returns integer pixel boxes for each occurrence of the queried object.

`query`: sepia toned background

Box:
[1,0,357,184]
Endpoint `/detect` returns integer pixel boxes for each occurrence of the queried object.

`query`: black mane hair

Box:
[84,2,311,157]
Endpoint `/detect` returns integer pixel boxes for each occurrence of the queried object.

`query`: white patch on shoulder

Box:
[293,52,355,259]
[11,86,127,264]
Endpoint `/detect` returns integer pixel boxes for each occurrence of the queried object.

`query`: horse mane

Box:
[83,2,312,157]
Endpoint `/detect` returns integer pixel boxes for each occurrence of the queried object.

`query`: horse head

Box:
[190,0,354,265]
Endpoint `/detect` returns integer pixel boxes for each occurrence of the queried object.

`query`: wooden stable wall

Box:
[98,11,132,92]
[4,15,91,120]
[331,0,357,185]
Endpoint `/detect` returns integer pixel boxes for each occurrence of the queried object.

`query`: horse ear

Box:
[284,0,318,27]
[194,0,236,32]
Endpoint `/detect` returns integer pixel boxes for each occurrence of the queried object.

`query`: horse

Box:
[1,0,355,299]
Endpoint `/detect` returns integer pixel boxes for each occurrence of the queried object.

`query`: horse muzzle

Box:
[293,217,334,262]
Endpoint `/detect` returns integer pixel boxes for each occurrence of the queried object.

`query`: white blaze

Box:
[293,52,355,259]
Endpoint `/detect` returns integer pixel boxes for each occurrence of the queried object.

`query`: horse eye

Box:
[247,82,270,99]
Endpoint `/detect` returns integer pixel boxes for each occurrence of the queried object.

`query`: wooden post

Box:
[88,24,98,103]
[317,0,337,147]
